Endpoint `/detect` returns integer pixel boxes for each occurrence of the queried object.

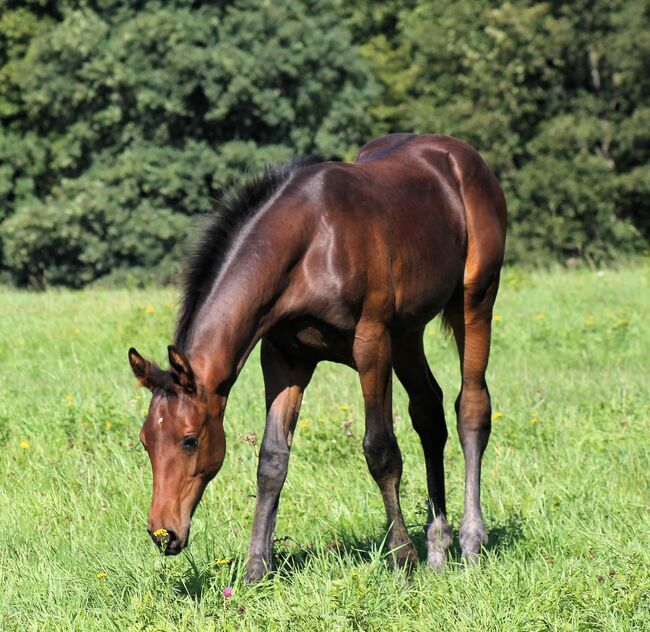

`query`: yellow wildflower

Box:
[491,411,504,421]
[105,422,113,430]
[318,417,325,424]
[493,315,502,322]
[537,314,545,321]
[428,330,437,337]
[152,528,169,542]
[96,572,108,579]
[20,441,30,449]
[585,315,595,326]
[145,305,155,314]
[66,395,74,402]
[339,404,349,412]
[530,416,539,425]
[299,418,310,429]
[215,558,232,565]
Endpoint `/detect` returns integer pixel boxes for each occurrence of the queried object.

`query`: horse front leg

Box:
[244,339,315,583]
[353,323,418,569]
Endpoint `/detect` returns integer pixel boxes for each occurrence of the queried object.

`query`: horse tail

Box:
[440,142,508,333]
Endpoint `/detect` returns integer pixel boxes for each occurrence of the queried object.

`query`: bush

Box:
[1,175,188,288]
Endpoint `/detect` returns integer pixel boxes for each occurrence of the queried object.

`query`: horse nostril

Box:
[163,530,181,555]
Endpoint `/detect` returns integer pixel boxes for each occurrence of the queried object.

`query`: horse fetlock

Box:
[388,535,418,569]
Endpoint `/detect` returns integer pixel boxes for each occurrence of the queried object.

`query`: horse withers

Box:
[128,133,507,580]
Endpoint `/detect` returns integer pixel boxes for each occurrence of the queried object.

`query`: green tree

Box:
[1,0,376,287]
[1,0,648,287]
[351,0,648,263]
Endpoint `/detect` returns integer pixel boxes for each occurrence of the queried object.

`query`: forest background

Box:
[1,0,648,288]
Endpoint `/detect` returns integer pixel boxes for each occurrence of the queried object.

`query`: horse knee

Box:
[363,433,402,482]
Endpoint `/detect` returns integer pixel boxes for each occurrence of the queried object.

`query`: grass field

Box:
[0,266,648,630]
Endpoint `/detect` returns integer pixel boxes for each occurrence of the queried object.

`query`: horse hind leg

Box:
[393,330,452,570]
[444,272,500,563]
[442,146,506,563]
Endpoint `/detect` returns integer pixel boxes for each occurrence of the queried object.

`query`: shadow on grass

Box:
[275,513,526,576]
[275,514,526,573]
[170,558,214,600]
[483,514,525,555]
[171,514,525,599]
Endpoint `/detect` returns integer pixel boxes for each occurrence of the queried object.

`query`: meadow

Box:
[0,265,648,631]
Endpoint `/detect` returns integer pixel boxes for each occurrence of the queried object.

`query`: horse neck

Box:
[184,224,296,394]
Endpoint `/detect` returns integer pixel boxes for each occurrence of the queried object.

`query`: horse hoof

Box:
[244,557,271,583]
[389,541,418,570]
[426,520,452,571]
[459,519,488,563]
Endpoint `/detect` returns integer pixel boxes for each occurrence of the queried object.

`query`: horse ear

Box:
[129,347,157,391]
[168,345,196,393]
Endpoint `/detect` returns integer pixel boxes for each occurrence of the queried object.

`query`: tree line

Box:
[1,0,648,287]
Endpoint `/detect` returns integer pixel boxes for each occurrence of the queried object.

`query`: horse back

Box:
[275,134,506,334]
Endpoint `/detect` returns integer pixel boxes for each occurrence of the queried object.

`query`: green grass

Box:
[0,266,648,631]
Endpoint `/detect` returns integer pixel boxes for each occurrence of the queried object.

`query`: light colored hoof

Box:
[426,518,452,571]
[427,548,448,571]
[459,519,488,563]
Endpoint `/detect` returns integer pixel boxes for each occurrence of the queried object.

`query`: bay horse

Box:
[128,133,507,581]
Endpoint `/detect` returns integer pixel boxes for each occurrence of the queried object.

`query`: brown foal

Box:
[128,133,507,581]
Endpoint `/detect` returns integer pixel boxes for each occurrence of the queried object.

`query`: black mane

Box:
[174,155,325,351]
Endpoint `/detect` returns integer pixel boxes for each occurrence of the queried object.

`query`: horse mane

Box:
[174,154,325,351]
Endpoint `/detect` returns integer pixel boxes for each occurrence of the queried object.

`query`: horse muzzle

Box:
[147,524,190,555]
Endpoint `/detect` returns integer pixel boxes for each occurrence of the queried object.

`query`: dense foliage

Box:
[0,0,648,286]
[349,0,650,264]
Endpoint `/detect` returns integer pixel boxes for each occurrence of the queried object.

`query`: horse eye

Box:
[182,436,199,450]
